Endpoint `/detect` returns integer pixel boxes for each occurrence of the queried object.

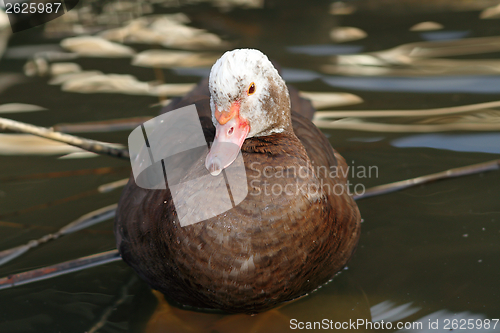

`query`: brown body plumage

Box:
[115,62,361,313]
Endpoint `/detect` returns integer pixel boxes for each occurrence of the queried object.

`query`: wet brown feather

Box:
[115,78,361,314]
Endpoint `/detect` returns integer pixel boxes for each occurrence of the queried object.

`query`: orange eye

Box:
[247,82,256,95]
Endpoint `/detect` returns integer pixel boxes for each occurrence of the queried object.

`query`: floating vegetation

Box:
[330,27,367,43]
[60,73,195,96]
[24,57,50,76]
[0,103,47,114]
[410,21,444,31]
[0,133,120,158]
[0,11,11,59]
[322,36,500,76]
[299,92,363,109]
[98,178,130,193]
[0,117,128,158]
[24,53,80,76]
[60,36,136,57]
[324,58,500,76]
[99,14,228,50]
[40,54,196,96]
[0,134,84,155]
[132,50,221,68]
[58,152,100,159]
[480,3,500,19]
[0,10,9,30]
[43,0,153,37]
[313,119,500,132]
[314,100,500,132]
[49,62,82,76]
[374,35,500,59]
[329,2,356,15]
[49,71,104,85]
[314,100,500,120]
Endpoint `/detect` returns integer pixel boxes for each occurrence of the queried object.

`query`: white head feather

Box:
[209,49,291,138]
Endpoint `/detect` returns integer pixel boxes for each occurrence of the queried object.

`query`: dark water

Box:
[0,1,499,332]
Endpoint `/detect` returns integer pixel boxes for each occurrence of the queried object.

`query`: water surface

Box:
[0,1,498,332]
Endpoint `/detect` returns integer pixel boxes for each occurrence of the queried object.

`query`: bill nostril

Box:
[228,127,234,135]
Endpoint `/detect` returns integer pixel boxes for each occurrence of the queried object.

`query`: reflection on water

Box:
[419,30,470,41]
[392,133,500,154]
[409,21,443,32]
[287,44,364,56]
[370,301,420,323]
[323,75,500,93]
[0,0,499,332]
[326,36,500,76]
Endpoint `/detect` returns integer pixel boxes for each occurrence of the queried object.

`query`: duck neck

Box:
[241,128,303,156]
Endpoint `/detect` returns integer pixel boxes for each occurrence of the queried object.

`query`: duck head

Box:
[205,48,292,176]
